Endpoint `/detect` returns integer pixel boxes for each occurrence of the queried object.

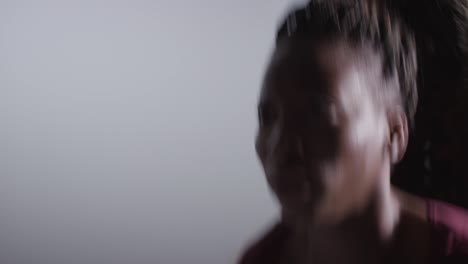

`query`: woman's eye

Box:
[258,103,276,128]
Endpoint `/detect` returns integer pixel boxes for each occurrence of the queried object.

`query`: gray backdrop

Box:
[0,0,307,263]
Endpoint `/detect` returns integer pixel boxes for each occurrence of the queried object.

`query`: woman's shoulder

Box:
[426,199,468,259]
[238,221,290,264]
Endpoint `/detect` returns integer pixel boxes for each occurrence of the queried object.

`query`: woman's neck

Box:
[392,186,427,220]
[283,184,430,264]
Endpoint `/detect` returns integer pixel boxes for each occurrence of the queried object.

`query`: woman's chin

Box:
[277,191,320,219]
[271,176,322,206]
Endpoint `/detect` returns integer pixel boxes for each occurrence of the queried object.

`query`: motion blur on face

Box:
[255,36,403,226]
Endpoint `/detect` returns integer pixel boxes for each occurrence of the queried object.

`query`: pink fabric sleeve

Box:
[427,199,468,258]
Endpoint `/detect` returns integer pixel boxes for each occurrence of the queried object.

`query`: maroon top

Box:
[426,199,468,263]
[239,199,468,264]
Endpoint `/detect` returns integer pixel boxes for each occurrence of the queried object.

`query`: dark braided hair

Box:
[276,0,468,208]
[393,0,468,208]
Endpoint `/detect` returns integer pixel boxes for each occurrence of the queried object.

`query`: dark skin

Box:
[251,37,433,264]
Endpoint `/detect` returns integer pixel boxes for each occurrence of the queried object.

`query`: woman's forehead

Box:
[260,39,390,110]
[263,40,375,95]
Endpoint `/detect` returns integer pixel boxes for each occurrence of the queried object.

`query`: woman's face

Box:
[256,38,400,224]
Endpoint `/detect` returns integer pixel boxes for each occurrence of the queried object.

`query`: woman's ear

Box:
[388,107,408,164]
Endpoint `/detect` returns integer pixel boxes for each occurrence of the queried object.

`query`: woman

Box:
[239,0,468,263]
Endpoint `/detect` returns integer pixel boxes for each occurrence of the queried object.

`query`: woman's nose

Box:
[273,131,305,166]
